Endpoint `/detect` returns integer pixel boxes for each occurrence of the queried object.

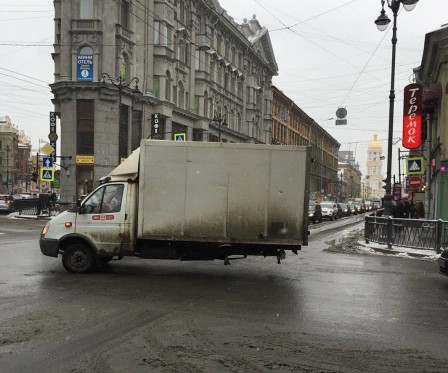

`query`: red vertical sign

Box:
[402,83,422,149]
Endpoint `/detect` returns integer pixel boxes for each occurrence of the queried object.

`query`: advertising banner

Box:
[77,54,93,81]
[402,83,422,149]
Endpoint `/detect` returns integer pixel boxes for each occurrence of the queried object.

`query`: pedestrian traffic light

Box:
[31,171,38,183]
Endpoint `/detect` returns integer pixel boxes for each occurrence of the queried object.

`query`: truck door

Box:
[76,183,130,256]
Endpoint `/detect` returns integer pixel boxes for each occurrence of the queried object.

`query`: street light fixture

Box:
[211,111,227,142]
[101,73,141,165]
[5,145,10,193]
[374,0,418,216]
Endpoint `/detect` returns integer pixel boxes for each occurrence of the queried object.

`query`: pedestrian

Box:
[415,201,425,219]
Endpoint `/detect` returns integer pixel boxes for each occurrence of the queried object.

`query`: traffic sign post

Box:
[408,176,422,189]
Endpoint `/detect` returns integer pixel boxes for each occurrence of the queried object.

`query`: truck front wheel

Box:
[62,243,94,274]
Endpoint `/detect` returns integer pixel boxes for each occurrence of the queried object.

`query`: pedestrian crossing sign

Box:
[406,157,424,175]
[40,168,54,182]
[174,133,186,142]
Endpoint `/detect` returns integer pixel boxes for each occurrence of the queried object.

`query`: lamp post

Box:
[101,73,141,165]
[375,0,418,216]
[211,111,227,142]
[5,145,10,194]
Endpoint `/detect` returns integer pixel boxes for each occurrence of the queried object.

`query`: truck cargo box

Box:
[137,141,310,247]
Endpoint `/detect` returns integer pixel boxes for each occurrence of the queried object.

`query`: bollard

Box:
[387,217,393,249]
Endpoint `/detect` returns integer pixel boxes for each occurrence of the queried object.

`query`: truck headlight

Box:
[42,222,50,236]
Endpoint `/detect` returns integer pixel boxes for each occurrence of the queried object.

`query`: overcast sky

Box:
[1,0,447,179]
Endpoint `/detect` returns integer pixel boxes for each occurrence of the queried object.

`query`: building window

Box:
[178,81,184,109]
[178,40,188,65]
[153,76,160,98]
[78,0,93,19]
[131,109,142,152]
[165,71,171,102]
[119,105,129,161]
[76,100,94,155]
[121,0,130,29]
[154,21,161,44]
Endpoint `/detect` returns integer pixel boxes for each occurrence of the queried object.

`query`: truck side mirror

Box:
[77,199,86,214]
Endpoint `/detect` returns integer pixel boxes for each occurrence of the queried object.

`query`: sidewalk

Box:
[357,239,440,261]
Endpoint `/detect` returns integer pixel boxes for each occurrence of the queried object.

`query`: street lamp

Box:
[101,73,141,165]
[211,111,227,142]
[374,0,418,216]
[5,145,10,193]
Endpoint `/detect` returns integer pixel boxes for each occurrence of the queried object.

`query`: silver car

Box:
[320,201,338,220]
[0,194,12,214]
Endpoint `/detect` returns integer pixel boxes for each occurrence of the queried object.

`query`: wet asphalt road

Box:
[0,214,448,372]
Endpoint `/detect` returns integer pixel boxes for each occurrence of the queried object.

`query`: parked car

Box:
[0,194,13,214]
[308,201,322,224]
[339,203,352,217]
[438,248,448,277]
[320,201,338,220]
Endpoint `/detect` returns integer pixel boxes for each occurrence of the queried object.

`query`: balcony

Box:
[71,19,102,33]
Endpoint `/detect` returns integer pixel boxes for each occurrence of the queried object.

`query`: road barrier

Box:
[13,199,75,217]
[365,214,448,253]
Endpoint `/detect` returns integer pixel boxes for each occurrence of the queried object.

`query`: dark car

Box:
[339,203,352,217]
[438,248,448,277]
[308,202,322,224]
[351,202,363,214]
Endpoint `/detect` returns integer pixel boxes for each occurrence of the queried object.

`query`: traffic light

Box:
[31,171,38,183]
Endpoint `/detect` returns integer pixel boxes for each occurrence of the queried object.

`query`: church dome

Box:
[368,134,382,148]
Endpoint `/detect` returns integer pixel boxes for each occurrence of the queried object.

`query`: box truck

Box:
[40,141,310,273]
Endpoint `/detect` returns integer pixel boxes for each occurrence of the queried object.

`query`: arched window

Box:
[165,71,171,102]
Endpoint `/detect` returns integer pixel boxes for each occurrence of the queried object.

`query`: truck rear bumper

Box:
[40,238,59,257]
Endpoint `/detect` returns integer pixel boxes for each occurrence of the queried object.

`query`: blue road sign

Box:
[40,168,54,182]
[174,133,186,141]
[42,157,53,168]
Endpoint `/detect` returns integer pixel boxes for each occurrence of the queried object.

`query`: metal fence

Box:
[365,215,448,253]
[13,199,75,217]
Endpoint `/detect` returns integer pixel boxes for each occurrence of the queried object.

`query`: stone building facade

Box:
[272,87,340,202]
[415,25,448,220]
[51,0,278,201]
[0,116,32,194]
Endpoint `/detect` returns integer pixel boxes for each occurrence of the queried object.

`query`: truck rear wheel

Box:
[62,243,94,274]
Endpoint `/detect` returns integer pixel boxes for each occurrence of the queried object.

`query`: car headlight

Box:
[42,222,50,236]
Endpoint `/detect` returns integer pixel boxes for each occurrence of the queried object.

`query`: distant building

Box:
[0,116,32,194]
[365,134,384,200]
[272,87,340,201]
[338,151,362,201]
